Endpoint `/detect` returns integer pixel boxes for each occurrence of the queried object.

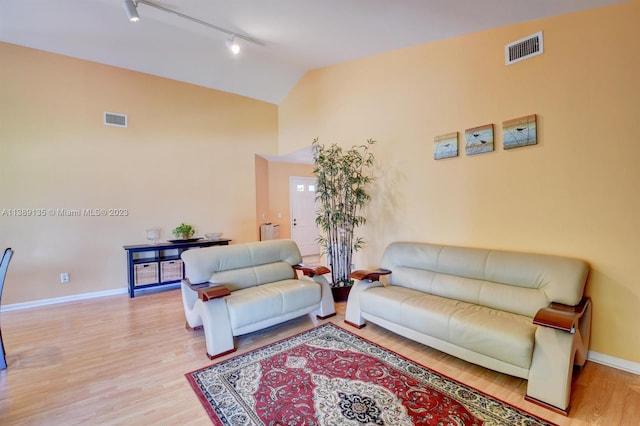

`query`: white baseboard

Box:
[2,290,639,377]
[0,288,128,312]
[587,350,640,375]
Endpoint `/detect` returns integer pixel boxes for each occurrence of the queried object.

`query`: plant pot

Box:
[331,286,352,302]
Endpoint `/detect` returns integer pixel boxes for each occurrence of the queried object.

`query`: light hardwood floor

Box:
[1,288,638,425]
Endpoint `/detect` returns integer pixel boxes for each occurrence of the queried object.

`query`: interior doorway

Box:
[289,176,320,257]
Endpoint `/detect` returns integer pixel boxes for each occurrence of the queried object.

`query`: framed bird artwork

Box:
[465,124,494,155]
[434,132,458,160]
[503,114,537,149]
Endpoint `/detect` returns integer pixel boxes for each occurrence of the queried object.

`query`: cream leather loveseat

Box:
[345,241,591,414]
[181,240,335,359]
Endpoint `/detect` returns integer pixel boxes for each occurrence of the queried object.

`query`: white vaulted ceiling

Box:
[0,0,627,104]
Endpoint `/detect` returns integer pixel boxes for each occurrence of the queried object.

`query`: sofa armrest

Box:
[292,265,336,319]
[183,278,231,302]
[293,263,330,277]
[350,268,391,282]
[533,297,591,333]
[344,279,385,328]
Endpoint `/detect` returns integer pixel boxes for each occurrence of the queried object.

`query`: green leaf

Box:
[311,138,376,286]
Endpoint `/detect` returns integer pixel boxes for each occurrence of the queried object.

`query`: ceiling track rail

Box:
[137,0,264,46]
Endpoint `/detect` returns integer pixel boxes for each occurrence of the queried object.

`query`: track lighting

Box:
[123,0,139,22]
[225,36,240,55]
[123,0,263,52]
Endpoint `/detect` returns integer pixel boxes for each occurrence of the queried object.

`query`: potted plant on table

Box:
[312,137,376,301]
[172,223,196,240]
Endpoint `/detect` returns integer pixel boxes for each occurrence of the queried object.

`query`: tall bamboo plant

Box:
[312,138,375,287]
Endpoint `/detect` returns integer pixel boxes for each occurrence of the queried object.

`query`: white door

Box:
[290,176,320,256]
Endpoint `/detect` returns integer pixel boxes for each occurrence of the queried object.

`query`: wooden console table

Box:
[123,238,231,297]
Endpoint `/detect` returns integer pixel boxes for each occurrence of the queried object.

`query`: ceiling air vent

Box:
[104,112,128,128]
[505,31,543,65]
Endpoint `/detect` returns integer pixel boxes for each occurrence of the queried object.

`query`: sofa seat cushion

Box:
[226,279,321,330]
[360,286,536,369]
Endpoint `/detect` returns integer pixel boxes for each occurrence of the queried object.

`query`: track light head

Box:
[124,0,140,22]
[225,35,240,55]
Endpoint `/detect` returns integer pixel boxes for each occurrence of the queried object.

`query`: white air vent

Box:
[104,112,128,128]
[505,31,543,65]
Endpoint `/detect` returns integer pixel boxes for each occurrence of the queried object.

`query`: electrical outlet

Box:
[60,272,70,283]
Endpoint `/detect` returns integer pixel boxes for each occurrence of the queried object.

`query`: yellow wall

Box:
[254,157,314,240]
[0,42,278,304]
[256,159,313,239]
[267,162,315,239]
[278,2,640,362]
[254,155,270,237]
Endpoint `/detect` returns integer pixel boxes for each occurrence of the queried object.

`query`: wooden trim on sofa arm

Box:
[524,394,571,416]
[207,347,237,360]
[350,268,392,282]
[533,297,591,333]
[183,278,231,301]
[185,321,203,331]
[344,319,366,329]
[293,264,330,277]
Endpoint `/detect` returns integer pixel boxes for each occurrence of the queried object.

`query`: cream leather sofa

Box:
[345,241,591,414]
[181,239,335,359]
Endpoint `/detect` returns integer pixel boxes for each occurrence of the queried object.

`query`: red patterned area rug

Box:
[186,323,556,425]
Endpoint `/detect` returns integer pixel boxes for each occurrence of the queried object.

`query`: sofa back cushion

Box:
[380,242,588,318]
[182,239,303,291]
